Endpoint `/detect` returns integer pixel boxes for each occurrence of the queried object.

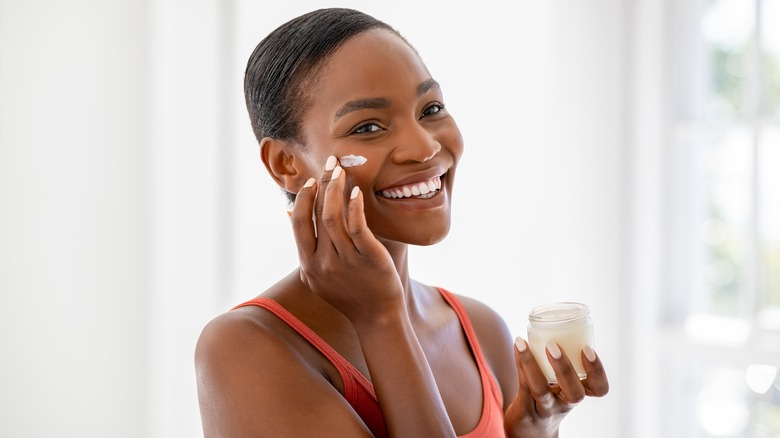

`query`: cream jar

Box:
[527,302,594,383]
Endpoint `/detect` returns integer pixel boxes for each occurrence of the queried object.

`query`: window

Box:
[666,0,780,435]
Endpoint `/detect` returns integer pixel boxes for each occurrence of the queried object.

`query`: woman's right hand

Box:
[288,155,406,325]
[289,155,460,437]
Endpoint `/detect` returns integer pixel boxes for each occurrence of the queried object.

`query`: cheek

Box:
[436,120,464,160]
[343,158,380,192]
[302,154,325,178]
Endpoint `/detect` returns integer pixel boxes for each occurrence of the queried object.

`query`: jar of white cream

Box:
[527,302,594,383]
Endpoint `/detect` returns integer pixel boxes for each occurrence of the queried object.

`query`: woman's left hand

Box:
[504,339,609,437]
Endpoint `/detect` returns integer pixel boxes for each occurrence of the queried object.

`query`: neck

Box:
[380,239,421,317]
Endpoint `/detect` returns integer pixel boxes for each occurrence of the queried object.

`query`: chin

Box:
[366,201,454,246]
[383,221,451,247]
[413,226,450,246]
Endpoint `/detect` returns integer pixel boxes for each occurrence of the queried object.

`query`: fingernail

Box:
[303,177,315,188]
[325,155,337,171]
[583,345,597,362]
[331,166,342,181]
[350,186,360,199]
[546,343,562,359]
[515,337,527,352]
[286,210,292,217]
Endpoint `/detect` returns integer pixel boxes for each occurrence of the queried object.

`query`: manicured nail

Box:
[331,166,342,180]
[515,337,527,352]
[324,155,337,171]
[583,345,597,363]
[303,177,315,188]
[546,343,562,359]
[350,186,360,199]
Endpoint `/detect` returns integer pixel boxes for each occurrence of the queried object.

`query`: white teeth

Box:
[378,175,443,199]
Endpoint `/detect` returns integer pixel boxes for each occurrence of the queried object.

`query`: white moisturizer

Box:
[527,302,594,383]
[339,155,367,168]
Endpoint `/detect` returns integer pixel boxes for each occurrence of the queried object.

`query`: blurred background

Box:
[1,0,778,436]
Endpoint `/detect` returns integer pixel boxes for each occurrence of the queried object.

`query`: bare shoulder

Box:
[450,292,518,410]
[193,308,300,433]
[195,306,284,377]
[194,306,371,437]
[450,294,508,333]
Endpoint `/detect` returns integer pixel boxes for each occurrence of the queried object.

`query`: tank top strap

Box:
[436,288,506,437]
[436,289,493,381]
[232,298,377,403]
[234,292,503,437]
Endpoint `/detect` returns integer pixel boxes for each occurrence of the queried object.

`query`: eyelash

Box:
[421,102,445,118]
[352,122,382,134]
[349,102,446,135]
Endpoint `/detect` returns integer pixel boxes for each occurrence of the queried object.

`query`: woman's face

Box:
[296,28,464,246]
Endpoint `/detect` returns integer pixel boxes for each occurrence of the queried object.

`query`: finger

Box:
[546,343,586,406]
[289,177,317,258]
[511,338,534,411]
[319,165,355,255]
[346,186,369,251]
[346,186,385,257]
[581,345,609,397]
[503,339,536,436]
[312,155,339,250]
[515,337,557,414]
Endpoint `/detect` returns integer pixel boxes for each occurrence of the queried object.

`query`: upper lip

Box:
[375,164,449,193]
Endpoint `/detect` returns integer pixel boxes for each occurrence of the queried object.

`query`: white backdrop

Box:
[0,1,662,437]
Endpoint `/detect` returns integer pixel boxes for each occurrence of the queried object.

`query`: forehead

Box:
[311,29,432,112]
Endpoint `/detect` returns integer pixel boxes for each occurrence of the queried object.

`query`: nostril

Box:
[392,139,441,164]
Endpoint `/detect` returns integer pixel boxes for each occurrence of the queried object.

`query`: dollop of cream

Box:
[339,155,367,168]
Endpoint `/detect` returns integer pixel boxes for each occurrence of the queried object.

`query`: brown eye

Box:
[352,122,382,134]
[421,103,444,118]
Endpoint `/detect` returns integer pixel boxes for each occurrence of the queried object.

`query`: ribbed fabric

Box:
[233,288,505,437]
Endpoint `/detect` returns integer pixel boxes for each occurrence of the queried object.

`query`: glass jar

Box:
[527,302,594,383]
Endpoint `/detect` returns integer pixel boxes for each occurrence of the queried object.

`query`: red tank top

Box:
[233,288,506,437]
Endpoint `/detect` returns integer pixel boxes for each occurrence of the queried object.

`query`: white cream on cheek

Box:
[339,154,367,168]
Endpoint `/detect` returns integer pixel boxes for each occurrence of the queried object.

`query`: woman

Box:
[195,8,608,437]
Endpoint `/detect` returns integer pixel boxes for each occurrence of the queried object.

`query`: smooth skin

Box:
[195,29,608,437]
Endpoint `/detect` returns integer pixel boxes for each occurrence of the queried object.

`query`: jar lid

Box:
[528,302,589,324]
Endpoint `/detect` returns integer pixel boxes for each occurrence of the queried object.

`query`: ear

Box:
[259,137,310,194]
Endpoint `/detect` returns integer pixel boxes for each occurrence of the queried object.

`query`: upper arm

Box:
[194,313,373,437]
[456,296,518,411]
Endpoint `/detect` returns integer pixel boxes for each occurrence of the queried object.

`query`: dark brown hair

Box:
[244,8,397,145]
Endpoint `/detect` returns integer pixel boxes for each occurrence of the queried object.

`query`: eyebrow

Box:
[333,78,441,121]
[416,78,440,96]
[334,97,390,120]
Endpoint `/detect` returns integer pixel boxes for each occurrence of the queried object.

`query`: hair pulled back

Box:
[244,8,396,145]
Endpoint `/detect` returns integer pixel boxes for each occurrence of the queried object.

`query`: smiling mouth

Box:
[377,175,443,200]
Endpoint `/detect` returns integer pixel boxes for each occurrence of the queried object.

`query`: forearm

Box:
[354,312,457,438]
[506,427,559,438]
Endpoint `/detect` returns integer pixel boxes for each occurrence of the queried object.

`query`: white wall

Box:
[0,1,647,437]
[0,0,150,436]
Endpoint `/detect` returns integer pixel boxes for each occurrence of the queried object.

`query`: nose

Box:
[390,120,441,164]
